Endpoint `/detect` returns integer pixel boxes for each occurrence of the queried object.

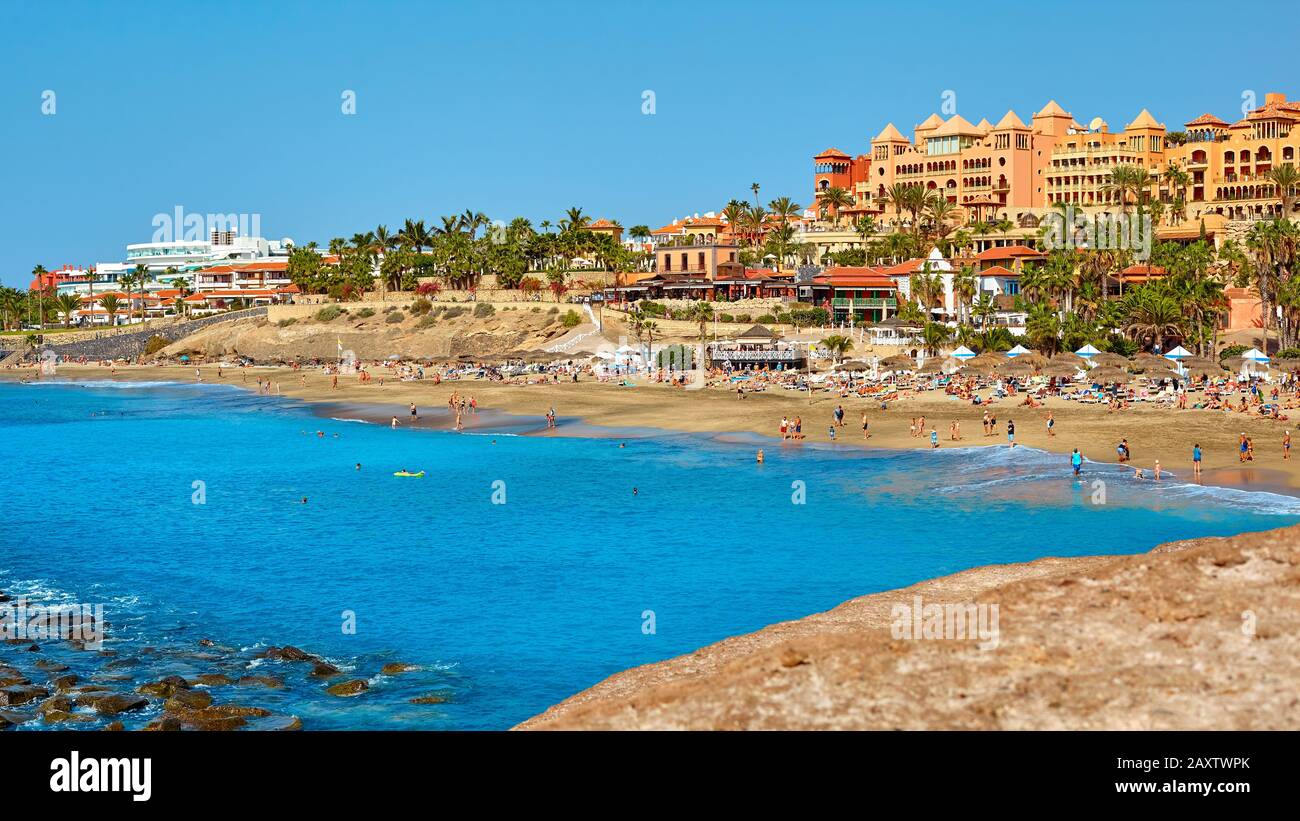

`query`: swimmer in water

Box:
[355,463,361,470]
[756,449,764,463]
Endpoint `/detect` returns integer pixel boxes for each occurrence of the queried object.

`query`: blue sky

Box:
[0,0,1295,286]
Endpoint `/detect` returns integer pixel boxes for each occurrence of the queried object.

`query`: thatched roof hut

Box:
[1086,365,1131,384]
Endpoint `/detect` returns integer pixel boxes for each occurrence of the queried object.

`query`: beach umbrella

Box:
[1005,344,1032,357]
[949,345,977,360]
[1052,351,1086,367]
[1179,355,1221,370]
[1241,347,1270,364]
[1162,345,1192,361]
[1184,363,1225,379]
[1075,343,1102,360]
[1040,360,1081,378]
[918,357,948,373]
[999,358,1035,376]
[1014,351,1048,368]
[971,351,1005,368]
[1092,351,1128,367]
[1087,365,1131,384]
[956,365,987,378]
[881,354,915,371]
[834,359,872,371]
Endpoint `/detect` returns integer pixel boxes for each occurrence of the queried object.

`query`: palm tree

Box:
[924,198,958,241]
[1122,288,1184,351]
[54,292,80,328]
[767,196,802,225]
[819,334,854,363]
[818,186,854,226]
[686,301,713,353]
[132,264,150,325]
[952,264,977,326]
[919,322,952,357]
[31,265,48,331]
[99,294,122,327]
[750,182,761,208]
[1267,163,1300,216]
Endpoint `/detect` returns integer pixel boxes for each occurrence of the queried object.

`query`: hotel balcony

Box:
[832,297,897,308]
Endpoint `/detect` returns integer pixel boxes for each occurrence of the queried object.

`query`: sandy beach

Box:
[9,361,1300,497]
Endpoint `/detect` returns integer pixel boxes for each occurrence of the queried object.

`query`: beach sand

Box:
[10,362,1300,495]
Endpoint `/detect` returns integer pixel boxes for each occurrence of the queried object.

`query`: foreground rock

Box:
[519,524,1300,730]
[325,679,369,697]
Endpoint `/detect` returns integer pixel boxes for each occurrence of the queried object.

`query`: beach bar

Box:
[708,324,805,369]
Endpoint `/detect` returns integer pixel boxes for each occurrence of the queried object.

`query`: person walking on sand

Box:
[1046,411,1055,438]
[861,412,870,439]
[1006,419,1015,448]
[1239,432,1248,463]
[1071,448,1083,476]
[1285,430,1292,460]
[1193,443,1203,480]
[410,402,419,422]
[780,416,789,440]
[1154,460,1162,480]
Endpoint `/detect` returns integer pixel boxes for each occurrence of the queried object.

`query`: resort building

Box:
[125,231,293,277]
[192,260,294,293]
[803,267,898,324]
[707,324,806,369]
[810,91,1299,228]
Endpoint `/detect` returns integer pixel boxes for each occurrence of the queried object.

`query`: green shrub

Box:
[410,297,432,316]
[277,318,297,328]
[415,315,437,330]
[473,303,496,318]
[385,311,405,324]
[734,313,752,323]
[718,313,735,323]
[143,335,169,355]
[788,308,829,327]
[547,307,559,315]
[531,307,541,313]
[1277,347,1300,359]
[442,306,466,319]
[355,307,376,319]
[561,309,581,328]
[315,306,343,322]
[1218,344,1248,360]
[639,301,667,317]
[756,314,777,324]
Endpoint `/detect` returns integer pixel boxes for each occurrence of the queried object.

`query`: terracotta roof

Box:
[1034,100,1069,117]
[975,245,1043,260]
[873,122,907,142]
[586,219,620,230]
[815,147,851,158]
[994,110,1028,130]
[1120,264,1167,278]
[933,114,982,137]
[1184,112,1229,127]
[978,265,1017,277]
[915,113,944,132]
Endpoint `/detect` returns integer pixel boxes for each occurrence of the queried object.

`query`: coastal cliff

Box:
[518,524,1300,730]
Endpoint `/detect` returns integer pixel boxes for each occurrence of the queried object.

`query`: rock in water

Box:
[325,679,369,697]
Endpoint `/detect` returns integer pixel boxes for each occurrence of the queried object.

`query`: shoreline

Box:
[7,363,1300,500]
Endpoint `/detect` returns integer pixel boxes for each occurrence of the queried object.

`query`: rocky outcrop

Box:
[520,523,1300,730]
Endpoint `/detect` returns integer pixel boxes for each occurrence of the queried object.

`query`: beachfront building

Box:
[803,266,899,324]
[809,91,1300,231]
[125,231,293,279]
[193,260,294,293]
[707,324,805,369]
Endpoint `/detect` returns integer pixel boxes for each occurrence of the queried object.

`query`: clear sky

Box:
[1,0,1295,286]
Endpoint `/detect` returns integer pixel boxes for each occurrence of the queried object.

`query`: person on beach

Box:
[391,416,398,428]
[756,449,764,464]
[1006,419,1015,447]
[1239,432,1248,463]
[1154,460,1162,480]
[794,417,803,440]
[1192,443,1202,480]
[930,428,938,449]
[780,416,789,440]
[834,405,845,427]
[331,373,338,390]
[1071,448,1083,476]
[918,415,926,438]
[862,412,870,439]
[910,417,917,438]
[1285,430,1292,460]
[982,410,990,436]
[410,402,419,422]
[1117,439,1130,463]
[828,425,836,441]
[1046,411,1055,437]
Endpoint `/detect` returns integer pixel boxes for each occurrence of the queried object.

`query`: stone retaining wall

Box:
[31,308,267,362]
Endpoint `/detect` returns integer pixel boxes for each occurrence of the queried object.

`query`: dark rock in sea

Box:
[188,673,235,687]
[137,675,191,698]
[0,710,34,726]
[143,717,183,732]
[99,650,118,657]
[0,591,10,603]
[34,659,69,672]
[261,645,318,662]
[325,679,369,697]
[198,638,215,647]
[309,662,341,678]
[0,685,49,706]
[251,715,302,731]
[237,675,285,689]
[381,662,418,675]
[24,644,40,652]
[90,672,134,683]
[0,674,29,688]
[102,721,125,731]
[104,656,140,670]
[410,692,451,705]
[86,693,149,716]
[50,674,79,691]
[69,685,112,694]
[37,695,73,714]
[43,709,95,725]
[164,690,213,711]
[165,704,269,730]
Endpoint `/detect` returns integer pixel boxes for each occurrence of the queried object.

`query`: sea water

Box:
[1,380,1297,730]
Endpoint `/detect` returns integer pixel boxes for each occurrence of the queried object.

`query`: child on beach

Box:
[1071,448,1082,476]
[1192,443,1202,479]
[1006,419,1015,447]
[1046,412,1055,437]
[930,429,939,449]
